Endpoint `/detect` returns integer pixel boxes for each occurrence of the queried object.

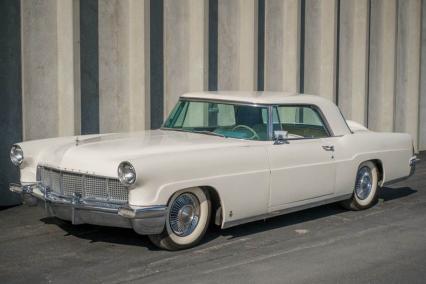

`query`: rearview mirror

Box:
[274,130,288,145]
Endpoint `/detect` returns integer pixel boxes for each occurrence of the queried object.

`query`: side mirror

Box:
[274,130,289,145]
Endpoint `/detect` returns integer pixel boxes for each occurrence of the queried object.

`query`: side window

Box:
[276,105,330,138]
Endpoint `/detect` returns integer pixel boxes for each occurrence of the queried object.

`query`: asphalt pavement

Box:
[1,152,425,283]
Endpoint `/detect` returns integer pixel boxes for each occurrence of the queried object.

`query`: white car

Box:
[10,91,419,250]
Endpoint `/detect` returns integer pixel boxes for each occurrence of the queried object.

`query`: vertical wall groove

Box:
[80,0,99,134]
[335,0,340,105]
[257,0,265,91]
[366,0,372,128]
[299,0,305,93]
[420,0,426,151]
[208,0,218,91]
[0,0,22,206]
[150,0,164,129]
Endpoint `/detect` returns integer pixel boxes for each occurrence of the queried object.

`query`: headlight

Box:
[118,161,136,186]
[10,145,24,166]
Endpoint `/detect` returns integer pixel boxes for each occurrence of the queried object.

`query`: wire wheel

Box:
[169,193,201,237]
[355,166,373,200]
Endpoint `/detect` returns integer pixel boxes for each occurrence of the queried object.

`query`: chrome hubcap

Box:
[355,167,373,200]
[169,193,200,237]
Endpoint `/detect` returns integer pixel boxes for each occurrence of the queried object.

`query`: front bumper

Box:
[9,183,166,235]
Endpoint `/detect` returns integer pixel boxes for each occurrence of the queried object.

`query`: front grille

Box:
[37,166,128,203]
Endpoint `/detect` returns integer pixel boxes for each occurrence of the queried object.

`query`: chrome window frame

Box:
[272,103,335,140]
[161,98,336,141]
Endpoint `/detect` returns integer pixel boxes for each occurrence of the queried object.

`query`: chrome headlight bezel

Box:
[118,161,136,186]
[10,145,24,167]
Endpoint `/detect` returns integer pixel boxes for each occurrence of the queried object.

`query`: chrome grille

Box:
[85,176,108,199]
[62,172,83,196]
[37,166,128,203]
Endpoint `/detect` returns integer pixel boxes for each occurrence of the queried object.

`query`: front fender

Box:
[128,143,270,225]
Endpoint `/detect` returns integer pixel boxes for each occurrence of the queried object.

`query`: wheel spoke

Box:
[169,193,200,237]
[355,167,373,200]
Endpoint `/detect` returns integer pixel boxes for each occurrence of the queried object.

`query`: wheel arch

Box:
[370,159,384,185]
[200,186,223,227]
[165,185,224,227]
[356,159,384,186]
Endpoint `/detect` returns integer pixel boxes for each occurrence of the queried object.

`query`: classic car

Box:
[10,91,419,250]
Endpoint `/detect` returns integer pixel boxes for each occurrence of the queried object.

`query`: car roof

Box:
[181,91,332,105]
[180,91,352,136]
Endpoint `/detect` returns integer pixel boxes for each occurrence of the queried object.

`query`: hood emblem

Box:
[75,136,80,146]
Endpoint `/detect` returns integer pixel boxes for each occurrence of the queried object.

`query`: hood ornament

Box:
[75,136,80,146]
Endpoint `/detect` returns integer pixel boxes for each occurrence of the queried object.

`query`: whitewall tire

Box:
[342,161,379,210]
[148,187,211,250]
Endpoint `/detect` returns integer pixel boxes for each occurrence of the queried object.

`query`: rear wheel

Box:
[341,161,379,210]
[148,187,211,250]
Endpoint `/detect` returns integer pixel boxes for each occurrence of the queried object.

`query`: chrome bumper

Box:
[9,183,167,235]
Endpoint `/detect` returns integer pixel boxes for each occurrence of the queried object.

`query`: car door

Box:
[267,105,337,210]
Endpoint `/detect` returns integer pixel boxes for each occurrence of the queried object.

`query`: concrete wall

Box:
[218,0,258,90]
[98,0,150,133]
[264,0,300,93]
[164,0,208,116]
[303,0,337,102]
[21,0,81,140]
[2,0,426,204]
[395,0,421,152]
[338,0,369,125]
[368,0,397,132]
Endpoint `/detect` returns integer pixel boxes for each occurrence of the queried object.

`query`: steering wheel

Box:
[232,125,260,140]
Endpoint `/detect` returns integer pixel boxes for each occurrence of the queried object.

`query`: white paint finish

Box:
[99,0,150,133]
[218,0,258,90]
[304,0,337,102]
[338,0,369,125]
[395,0,421,152]
[420,0,426,151]
[368,0,397,132]
[268,138,335,208]
[21,0,80,140]
[264,0,300,92]
[164,0,208,116]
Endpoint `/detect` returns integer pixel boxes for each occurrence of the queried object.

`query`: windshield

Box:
[162,100,270,141]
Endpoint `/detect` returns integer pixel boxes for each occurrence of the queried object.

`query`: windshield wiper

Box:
[192,130,227,138]
[161,127,226,138]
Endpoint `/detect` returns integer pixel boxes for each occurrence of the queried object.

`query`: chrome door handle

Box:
[322,145,334,151]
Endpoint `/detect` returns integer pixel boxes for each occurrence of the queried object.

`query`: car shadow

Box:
[40,186,417,250]
[202,186,417,245]
[0,204,21,211]
[40,216,161,251]
[379,186,417,202]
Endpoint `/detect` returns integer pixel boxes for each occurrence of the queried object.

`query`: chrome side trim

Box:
[222,194,352,229]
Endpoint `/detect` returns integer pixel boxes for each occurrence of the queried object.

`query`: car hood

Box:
[37,130,252,176]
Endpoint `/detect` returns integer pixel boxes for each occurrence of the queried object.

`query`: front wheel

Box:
[148,187,211,250]
[341,161,379,210]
